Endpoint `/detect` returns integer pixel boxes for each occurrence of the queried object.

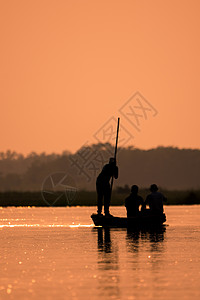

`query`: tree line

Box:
[0,144,200,191]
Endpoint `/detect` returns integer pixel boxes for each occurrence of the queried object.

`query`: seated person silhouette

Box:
[145,184,167,214]
[96,157,118,217]
[125,185,144,217]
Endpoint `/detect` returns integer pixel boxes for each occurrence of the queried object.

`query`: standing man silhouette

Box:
[96,157,118,216]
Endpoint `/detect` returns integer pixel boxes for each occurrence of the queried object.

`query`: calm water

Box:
[0,206,200,300]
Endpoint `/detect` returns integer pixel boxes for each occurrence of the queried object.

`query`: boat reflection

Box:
[92,226,166,297]
[95,228,119,269]
[93,225,166,255]
[97,227,112,253]
[126,225,166,253]
[93,227,120,298]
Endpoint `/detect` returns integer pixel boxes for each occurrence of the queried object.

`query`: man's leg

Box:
[96,184,103,215]
[104,186,111,215]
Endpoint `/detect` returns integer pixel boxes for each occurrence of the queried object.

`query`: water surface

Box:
[0,206,200,299]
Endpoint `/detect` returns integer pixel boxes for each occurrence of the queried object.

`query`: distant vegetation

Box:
[0,189,200,207]
[0,144,200,193]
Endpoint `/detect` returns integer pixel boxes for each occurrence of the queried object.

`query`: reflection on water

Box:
[96,228,119,269]
[0,206,200,299]
[92,226,166,299]
[97,228,113,254]
[128,226,166,252]
[95,226,166,256]
[94,227,120,298]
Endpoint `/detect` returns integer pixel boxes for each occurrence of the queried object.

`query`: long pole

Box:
[114,117,120,161]
[110,117,120,194]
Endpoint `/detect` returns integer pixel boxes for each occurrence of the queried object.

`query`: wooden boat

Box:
[91,210,166,228]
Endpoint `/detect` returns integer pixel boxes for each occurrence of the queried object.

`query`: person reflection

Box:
[96,228,119,270]
[141,226,166,252]
[149,226,166,252]
[127,226,166,254]
[97,227,112,253]
[95,227,120,298]
[126,229,140,253]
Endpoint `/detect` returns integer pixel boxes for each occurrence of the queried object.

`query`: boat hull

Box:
[91,211,166,228]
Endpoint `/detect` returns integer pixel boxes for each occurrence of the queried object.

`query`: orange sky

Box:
[0,0,200,154]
